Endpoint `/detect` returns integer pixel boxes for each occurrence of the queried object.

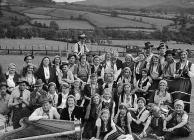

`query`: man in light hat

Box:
[73,33,89,58]
[29,95,60,121]
[8,78,31,129]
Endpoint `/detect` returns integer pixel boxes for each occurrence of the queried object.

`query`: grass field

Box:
[24,13,53,19]
[31,19,94,30]
[119,14,174,29]
[23,7,55,15]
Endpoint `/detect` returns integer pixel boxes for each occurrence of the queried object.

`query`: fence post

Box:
[32,45,34,55]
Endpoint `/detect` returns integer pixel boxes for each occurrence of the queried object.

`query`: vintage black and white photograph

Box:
[0,0,194,139]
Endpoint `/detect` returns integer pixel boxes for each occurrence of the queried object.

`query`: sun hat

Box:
[34,79,44,87]
[159,79,168,86]
[24,53,34,62]
[137,97,146,105]
[17,77,29,86]
[174,100,184,108]
[144,42,154,49]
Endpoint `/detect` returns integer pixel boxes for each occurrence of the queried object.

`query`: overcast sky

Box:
[53,0,84,3]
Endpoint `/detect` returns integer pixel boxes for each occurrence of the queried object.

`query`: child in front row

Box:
[162,100,191,140]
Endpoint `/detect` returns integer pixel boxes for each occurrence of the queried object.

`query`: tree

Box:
[110,11,118,17]
[49,21,59,30]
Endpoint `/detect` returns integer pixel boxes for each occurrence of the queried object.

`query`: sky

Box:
[53,0,85,3]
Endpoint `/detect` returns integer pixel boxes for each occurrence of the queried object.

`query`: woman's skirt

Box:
[165,78,192,113]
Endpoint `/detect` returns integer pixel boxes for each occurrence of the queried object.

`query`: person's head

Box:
[26,64,34,74]
[125,54,134,63]
[24,54,34,64]
[174,100,184,114]
[105,52,112,61]
[90,73,97,85]
[159,80,168,92]
[103,88,112,100]
[112,51,119,59]
[87,53,93,64]
[73,79,81,89]
[100,109,110,122]
[119,103,128,115]
[151,106,161,118]
[18,79,28,91]
[141,68,148,77]
[117,83,123,93]
[123,83,131,94]
[180,50,188,62]
[79,54,87,63]
[66,95,76,108]
[60,62,69,72]
[157,43,168,55]
[105,71,114,83]
[123,67,132,77]
[93,55,100,66]
[34,79,44,91]
[144,42,153,56]
[8,63,16,74]
[151,55,159,65]
[68,54,76,64]
[53,55,61,65]
[78,33,86,43]
[61,82,70,95]
[137,97,146,109]
[147,103,155,111]
[40,96,52,112]
[92,94,101,105]
[165,50,174,62]
[41,57,51,67]
[0,82,8,96]
[48,82,56,94]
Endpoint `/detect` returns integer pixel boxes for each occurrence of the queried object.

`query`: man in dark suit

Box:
[113,51,123,70]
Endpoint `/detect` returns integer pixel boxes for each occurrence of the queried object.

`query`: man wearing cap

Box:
[73,33,89,58]
[21,54,37,75]
[29,95,60,121]
[157,42,168,68]
[29,79,48,112]
[8,78,31,129]
[144,42,154,69]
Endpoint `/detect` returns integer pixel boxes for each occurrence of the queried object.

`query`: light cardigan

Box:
[29,106,60,121]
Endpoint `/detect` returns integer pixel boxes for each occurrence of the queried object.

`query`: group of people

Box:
[0,34,193,140]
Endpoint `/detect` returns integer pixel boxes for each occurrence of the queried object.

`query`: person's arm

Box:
[142,116,151,133]
[127,112,132,134]
[104,120,117,140]
[171,114,188,130]
[142,82,151,92]
[8,93,20,107]
[65,71,74,84]
[135,110,149,124]
[95,118,101,139]
[111,102,115,120]
[163,114,172,130]
[29,108,47,121]
[53,108,60,119]
[188,63,194,77]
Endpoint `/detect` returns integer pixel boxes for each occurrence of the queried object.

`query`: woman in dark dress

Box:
[60,95,84,121]
[35,57,57,90]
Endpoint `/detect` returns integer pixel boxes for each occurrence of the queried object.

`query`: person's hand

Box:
[163,127,167,132]
[42,116,49,119]
[167,127,174,132]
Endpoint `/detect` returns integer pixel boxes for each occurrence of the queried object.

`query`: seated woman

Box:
[114,103,132,135]
[148,55,163,90]
[163,100,191,140]
[57,82,70,114]
[47,82,58,108]
[58,61,74,85]
[22,64,36,91]
[116,67,133,85]
[60,95,84,121]
[140,105,166,139]
[83,94,102,139]
[94,109,122,140]
[128,97,150,133]
[134,68,151,100]
[29,95,60,121]
[118,83,137,112]
[149,80,172,113]
[101,88,115,120]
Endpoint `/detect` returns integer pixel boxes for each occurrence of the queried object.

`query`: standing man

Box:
[157,42,168,70]
[73,33,89,59]
[144,42,154,69]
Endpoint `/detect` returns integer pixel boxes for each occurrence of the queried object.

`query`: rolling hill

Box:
[75,0,194,9]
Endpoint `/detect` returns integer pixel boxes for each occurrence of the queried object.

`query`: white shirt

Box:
[73,41,89,55]
[29,106,60,121]
[43,67,50,80]
[7,74,15,88]
[57,94,68,109]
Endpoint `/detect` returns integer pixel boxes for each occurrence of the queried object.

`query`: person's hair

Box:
[39,56,52,69]
[79,54,87,62]
[53,56,61,65]
[150,55,160,66]
[66,95,76,108]
[22,64,35,76]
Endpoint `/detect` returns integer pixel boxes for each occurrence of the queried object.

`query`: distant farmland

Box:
[119,14,173,29]
[31,19,94,30]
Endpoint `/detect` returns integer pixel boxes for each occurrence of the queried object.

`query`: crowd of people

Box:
[0,34,193,140]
